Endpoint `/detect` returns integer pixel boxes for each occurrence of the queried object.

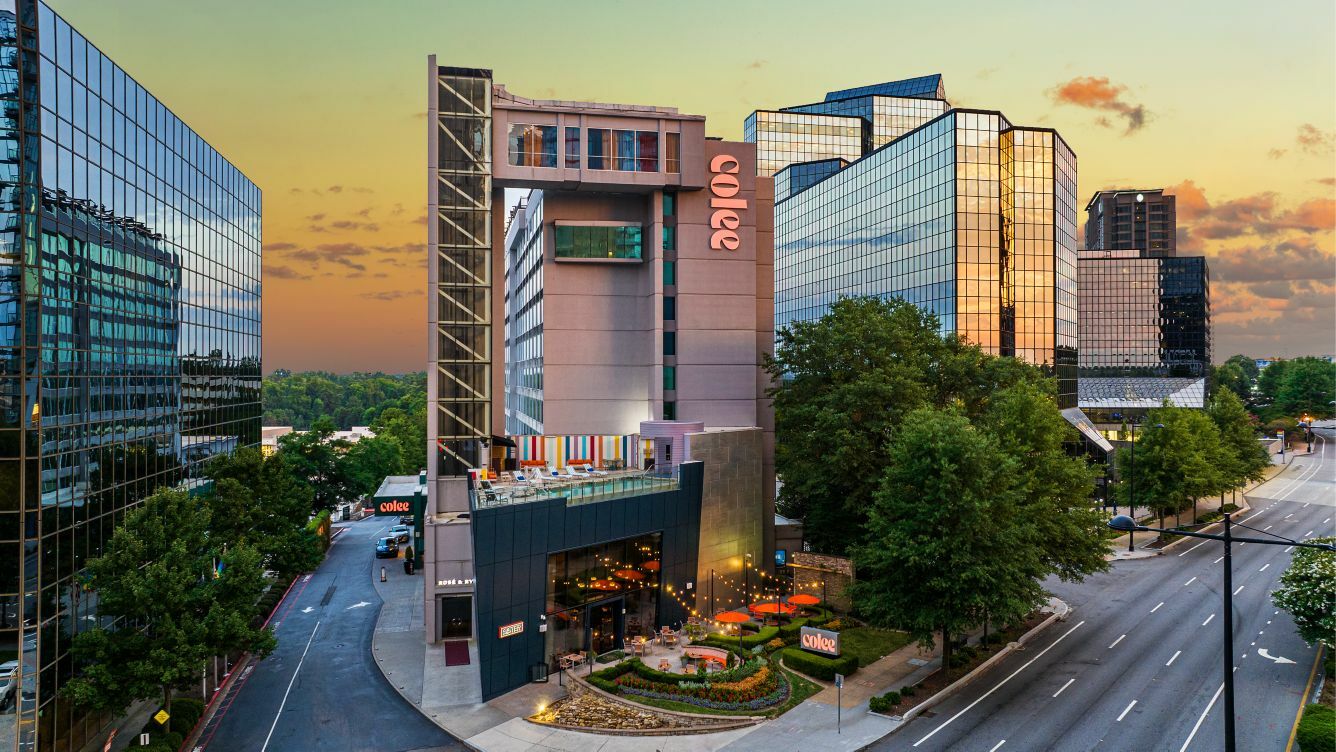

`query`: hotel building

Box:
[0,2,262,749]
[1084,188,1176,257]
[426,61,774,700]
[756,80,1082,408]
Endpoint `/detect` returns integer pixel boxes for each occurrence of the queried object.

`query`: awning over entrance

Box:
[1061,407,1115,454]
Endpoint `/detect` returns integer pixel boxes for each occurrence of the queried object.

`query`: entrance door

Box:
[587,598,623,656]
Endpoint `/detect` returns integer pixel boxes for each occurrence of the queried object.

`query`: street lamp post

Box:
[1107,514,1336,752]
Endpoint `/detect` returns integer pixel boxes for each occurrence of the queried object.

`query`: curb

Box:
[883,597,1071,732]
[367,572,484,751]
[1146,496,1254,554]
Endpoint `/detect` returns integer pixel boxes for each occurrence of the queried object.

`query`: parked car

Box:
[0,660,17,710]
[375,537,399,559]
[388,525,411,543]
[398,515,414,526]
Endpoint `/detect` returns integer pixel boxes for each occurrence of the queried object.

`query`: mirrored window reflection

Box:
[507,123,556,167]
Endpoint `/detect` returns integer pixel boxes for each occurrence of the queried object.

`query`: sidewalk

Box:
[370,554,1067,752]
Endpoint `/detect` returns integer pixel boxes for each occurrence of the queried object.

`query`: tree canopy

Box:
[204,447,323,577]
[1272,538,1336,649]
[263,371,426,430]
[62,488,275,715]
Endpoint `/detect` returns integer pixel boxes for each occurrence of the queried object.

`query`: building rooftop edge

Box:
[493,84,705,121]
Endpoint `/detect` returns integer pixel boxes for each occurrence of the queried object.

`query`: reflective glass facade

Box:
[1077,249,1211,377]
[503,196,543,435]
[784,94,950,151]
[823,74,946,101]
[774,158,846,203]
[743,111,863,178]
[0,2,262,749]
[775,109,1078,406]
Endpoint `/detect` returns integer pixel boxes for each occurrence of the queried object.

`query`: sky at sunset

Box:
[48,0,1336,374]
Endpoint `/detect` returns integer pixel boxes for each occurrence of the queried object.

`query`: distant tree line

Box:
[263,370,427,431]
[1213,354,1335,428]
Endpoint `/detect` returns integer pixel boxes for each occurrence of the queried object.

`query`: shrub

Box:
[781,647,858,681]
[1297,704,1335,752]
[821,619,844,632]
[588,676,620,694]
[868,691,900,713]
[900,684,917,697]
[708,626,780,649]
[766,638,786,651]
[170,697,206,734]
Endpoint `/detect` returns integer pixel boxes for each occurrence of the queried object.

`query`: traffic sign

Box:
[153,709,170,725]
[834,673,844,688]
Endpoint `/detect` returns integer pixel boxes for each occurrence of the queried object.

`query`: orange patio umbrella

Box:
[715,610,751,654]
[613,569,645,581]
[787,593,821,606]
[749,601,797,615]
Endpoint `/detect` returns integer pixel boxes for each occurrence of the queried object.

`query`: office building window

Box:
[663,366,676,391]
[554,225,643,260]
[588,128,612,170]
[662,226,675,251]
[564,127,580,168]
[663,192,675,217]
[663,401,676,420]
[587,128,660,172]
[507,123,557,167]
[663,331,675,356]
[663,296,675,320]
[666,132,680,173]
[663,261,675,285]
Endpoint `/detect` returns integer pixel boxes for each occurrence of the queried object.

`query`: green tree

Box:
[62,489,275,716]
[342,433,406,499]
[263,371,427,430]
[1115,406,1217,532]
[371,406,427,475]
[979,380,1107,580]
[205,447,323,577]
[1272,537,1336,649]
[1213,362,1253,405]
[278,417,355,512]
[1208,389,1271,510]
[1276,357,1336,419]
[1256,359,1292,408]
[1224,354,1260,384]
[766,298,949,555]
[852,408,1040,675]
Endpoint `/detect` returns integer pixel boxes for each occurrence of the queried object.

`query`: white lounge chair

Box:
[582,463,609,476]
[563,466,590,479]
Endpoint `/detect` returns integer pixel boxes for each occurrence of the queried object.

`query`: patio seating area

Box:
[473,466,680,509]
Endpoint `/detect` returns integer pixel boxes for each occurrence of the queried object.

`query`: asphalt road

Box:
[198,516,462,752]
[874,429,1335,752]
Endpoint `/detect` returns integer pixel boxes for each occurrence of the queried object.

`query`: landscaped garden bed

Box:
[589,655,791,712]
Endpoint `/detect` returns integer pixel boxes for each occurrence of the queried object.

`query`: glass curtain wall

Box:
[1,2,263,749]
[544,533,662,663]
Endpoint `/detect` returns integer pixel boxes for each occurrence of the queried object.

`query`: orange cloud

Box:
[1050,76,1148,133]
[1165,180,1210,221]
[1297,123,1335,155]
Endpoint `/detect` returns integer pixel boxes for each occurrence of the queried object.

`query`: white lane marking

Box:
[1183,576,1197,587]
[1117,700,1137,722]
[1202,613,1215,627]
[1213,556,1224,564]
[1178,682,1225,752]
[1053,678,1075,698]
[1234,585,1245,595]
[1179,541,1209,557]
[1285,546,1295,553]
[1151,602,1164,613]
[1285,514,1294,519]
[1166,650,1182,667]
[261,620,321,752]
[1324,518,1332,525]
[1305,531,1314,537]
[1109,634,1126,649]
[1259,564,1269,573]
[988,742,1006,752]
[911,621,1087,747]
[1264,525,1273,531]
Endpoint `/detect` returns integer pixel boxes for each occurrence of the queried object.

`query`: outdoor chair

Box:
[562,466,590,479]
[582,463,609,476]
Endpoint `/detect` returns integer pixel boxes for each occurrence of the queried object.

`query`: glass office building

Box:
[0,2,261,749]
[774,109,1080,406]
[745,74,950,178]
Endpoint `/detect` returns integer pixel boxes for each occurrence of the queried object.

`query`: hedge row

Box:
[780,646,858,681]
[706,626,779,649]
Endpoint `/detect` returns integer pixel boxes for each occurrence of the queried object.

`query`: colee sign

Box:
[799,626,840,657]
[709,154,746,251]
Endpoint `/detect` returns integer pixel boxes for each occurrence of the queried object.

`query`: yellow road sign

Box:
[153,709,169,725]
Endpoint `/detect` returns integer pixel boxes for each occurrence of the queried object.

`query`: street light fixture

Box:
[1106,513,1336,752]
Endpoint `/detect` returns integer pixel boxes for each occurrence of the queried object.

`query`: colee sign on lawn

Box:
[709,154,746,251]
[800,626,840,657]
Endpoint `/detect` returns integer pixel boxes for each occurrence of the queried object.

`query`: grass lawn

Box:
[839,627,913,667]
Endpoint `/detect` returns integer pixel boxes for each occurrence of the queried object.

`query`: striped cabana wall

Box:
[506,434,642,470]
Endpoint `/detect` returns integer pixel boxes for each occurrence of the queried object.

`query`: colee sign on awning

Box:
[800,626,840,657]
